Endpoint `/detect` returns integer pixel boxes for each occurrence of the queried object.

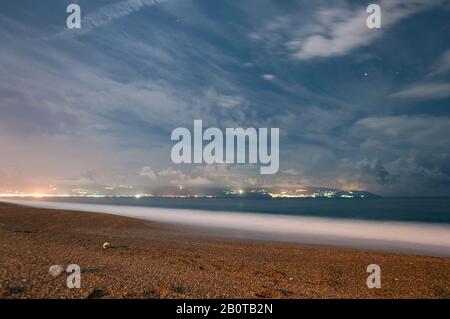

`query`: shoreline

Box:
[0,202,449,298]
[2,198,450,257]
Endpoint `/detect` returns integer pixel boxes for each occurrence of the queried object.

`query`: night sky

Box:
[1,0,450,196]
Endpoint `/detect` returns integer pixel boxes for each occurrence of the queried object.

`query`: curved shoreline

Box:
[3,199,450,257]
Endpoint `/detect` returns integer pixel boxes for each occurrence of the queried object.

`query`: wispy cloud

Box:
[56,0,166,37]
[261,74,276,81]
[1,0,450,195]
[429,49,450,76]
[270,0,440,60]
[391,82,450,100]
[140,165,212,185]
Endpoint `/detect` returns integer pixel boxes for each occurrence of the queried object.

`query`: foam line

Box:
[3,199,450,256]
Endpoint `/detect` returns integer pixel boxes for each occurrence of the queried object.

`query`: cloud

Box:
[2,1,450,196]
[158,167,211,185]
[386,157,450,186]
[217,94,244,109]
[286,0,439,60]
[281,169,301,176]
[344,158,389,184]
[350,115,450,194]
[140,166,212,185]
[429,49,450,76]
[193,164,265,187]
[342,157,450,195]
[140,166,157,181]
[391,82,450,100]
[262,74,276,81]
[354,115,450,145]
[56,0,166,37]
[0,4,265,193]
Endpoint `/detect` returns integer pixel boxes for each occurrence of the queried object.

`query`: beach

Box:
[0,202,449,299]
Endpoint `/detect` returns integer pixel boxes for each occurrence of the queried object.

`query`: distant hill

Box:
[144,186,380,199]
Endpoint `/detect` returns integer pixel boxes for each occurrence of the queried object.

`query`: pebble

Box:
[49,265,64,277]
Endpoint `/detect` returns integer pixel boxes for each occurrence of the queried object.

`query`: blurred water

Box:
[17,196,450,224]
[3,198,450,256]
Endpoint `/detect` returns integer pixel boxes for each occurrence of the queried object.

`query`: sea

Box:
[21,196,450,224]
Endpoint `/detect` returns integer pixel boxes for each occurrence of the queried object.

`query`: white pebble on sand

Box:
[49,265,64,277]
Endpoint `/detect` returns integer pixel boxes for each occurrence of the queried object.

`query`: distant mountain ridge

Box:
[144,186,380,199]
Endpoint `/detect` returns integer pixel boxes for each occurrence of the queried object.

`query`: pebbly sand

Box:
[0,202,449,299]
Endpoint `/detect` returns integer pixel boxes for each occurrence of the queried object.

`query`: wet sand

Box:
[0,202,449,299]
